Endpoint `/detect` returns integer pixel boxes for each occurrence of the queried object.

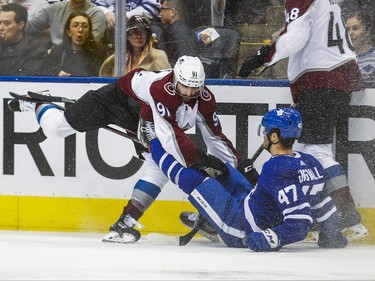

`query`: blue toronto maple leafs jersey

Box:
[243,151,336,246]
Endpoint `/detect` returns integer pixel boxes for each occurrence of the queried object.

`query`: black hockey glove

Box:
[237,159,259,186]
[239,45,271,78]
[191,150,229,180]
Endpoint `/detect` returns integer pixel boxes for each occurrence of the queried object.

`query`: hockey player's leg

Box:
[103,154,167,243]
[36,104,78,138]
[295,143,368,241]
[180,164,253,242]
[188,177,246,248]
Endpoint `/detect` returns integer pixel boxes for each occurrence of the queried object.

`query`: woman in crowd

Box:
[42,11,106,77]
[346,11,375,83]
[99,15,170,77]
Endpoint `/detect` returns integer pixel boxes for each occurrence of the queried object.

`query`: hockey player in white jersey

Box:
[147,108,347,251]
[239,0,368,241]
[8,56,247,243]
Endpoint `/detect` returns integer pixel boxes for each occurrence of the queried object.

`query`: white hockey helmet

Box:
[173,55,205,99]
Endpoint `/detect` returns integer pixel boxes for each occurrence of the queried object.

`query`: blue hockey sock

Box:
[150,139,206,194]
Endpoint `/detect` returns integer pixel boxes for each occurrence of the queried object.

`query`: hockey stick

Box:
[9,92,142,145]
[27,91,76,103]
[147,216,208,246]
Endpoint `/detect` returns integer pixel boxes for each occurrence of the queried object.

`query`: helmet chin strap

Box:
[265,134,279,152]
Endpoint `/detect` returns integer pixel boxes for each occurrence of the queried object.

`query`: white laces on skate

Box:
[18,100,36,112]
[124,214,144,229]
[187,212,200,224]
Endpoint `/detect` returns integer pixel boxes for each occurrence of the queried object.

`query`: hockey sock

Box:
[149,139,207,194]
[123,199,144,221]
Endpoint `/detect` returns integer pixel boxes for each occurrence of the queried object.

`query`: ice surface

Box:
[0,230,374,280]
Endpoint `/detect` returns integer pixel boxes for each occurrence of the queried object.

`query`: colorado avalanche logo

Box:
[164,82,175,96]
[200,89,211,101]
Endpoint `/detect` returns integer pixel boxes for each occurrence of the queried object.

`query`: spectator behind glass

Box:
[159,0,197,66]
[99,15,170,77]
[8,0,48,18]
[25,0,106,49]
[91,0,164,47]
[346,11,375,84]
[41,12,106,77]
[0,3,48,75]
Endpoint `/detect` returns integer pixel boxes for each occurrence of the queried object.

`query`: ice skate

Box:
[102,214,142,243]
[180,211,220,242]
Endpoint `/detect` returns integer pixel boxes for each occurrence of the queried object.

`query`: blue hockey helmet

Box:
[259,108,302,139]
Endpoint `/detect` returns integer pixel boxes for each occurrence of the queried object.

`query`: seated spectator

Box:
[41,11,107,77]
[346,11,375,83]
[99,15,170,77]
[25,0,105,48]
[8,0,48,18]
[0,3,48,75]
[91,0,164,47]
[159,0,197,66]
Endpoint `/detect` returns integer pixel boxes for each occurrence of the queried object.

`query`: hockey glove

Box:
[243,229,281,252]
[239,45,271,78]
[237,159,259,186]
[191,150,229,180]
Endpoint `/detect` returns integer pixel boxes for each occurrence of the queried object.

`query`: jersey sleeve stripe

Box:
[315,206,337,223]
[284,214,313,223]
[282,202,311,215]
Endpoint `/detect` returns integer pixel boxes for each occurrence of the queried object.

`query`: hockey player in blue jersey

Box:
[144,108,347,251]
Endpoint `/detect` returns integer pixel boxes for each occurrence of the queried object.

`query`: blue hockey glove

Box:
[243,229,281,252]
[239,45,270,78]
[237,159,259,186]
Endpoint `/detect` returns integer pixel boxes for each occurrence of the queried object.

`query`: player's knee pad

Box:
[37,105,75,139]
[132,179,163,211]
[324,164,348,193]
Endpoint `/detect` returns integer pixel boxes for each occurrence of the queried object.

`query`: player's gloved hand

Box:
[239,45,271,78]
[243,229,281,252]
[237,159,259,186]
[191,150,229,180]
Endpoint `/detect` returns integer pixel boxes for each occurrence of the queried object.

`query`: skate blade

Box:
[342,224,368,242]
[302,231,319,243]
[102,231,136,244]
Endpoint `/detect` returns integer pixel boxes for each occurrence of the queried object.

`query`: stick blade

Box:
[147,233,180,246]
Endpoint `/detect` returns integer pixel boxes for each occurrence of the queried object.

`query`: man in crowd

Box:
[25,0,105,48]
[0,2,47,75]
[159,0,197,66]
